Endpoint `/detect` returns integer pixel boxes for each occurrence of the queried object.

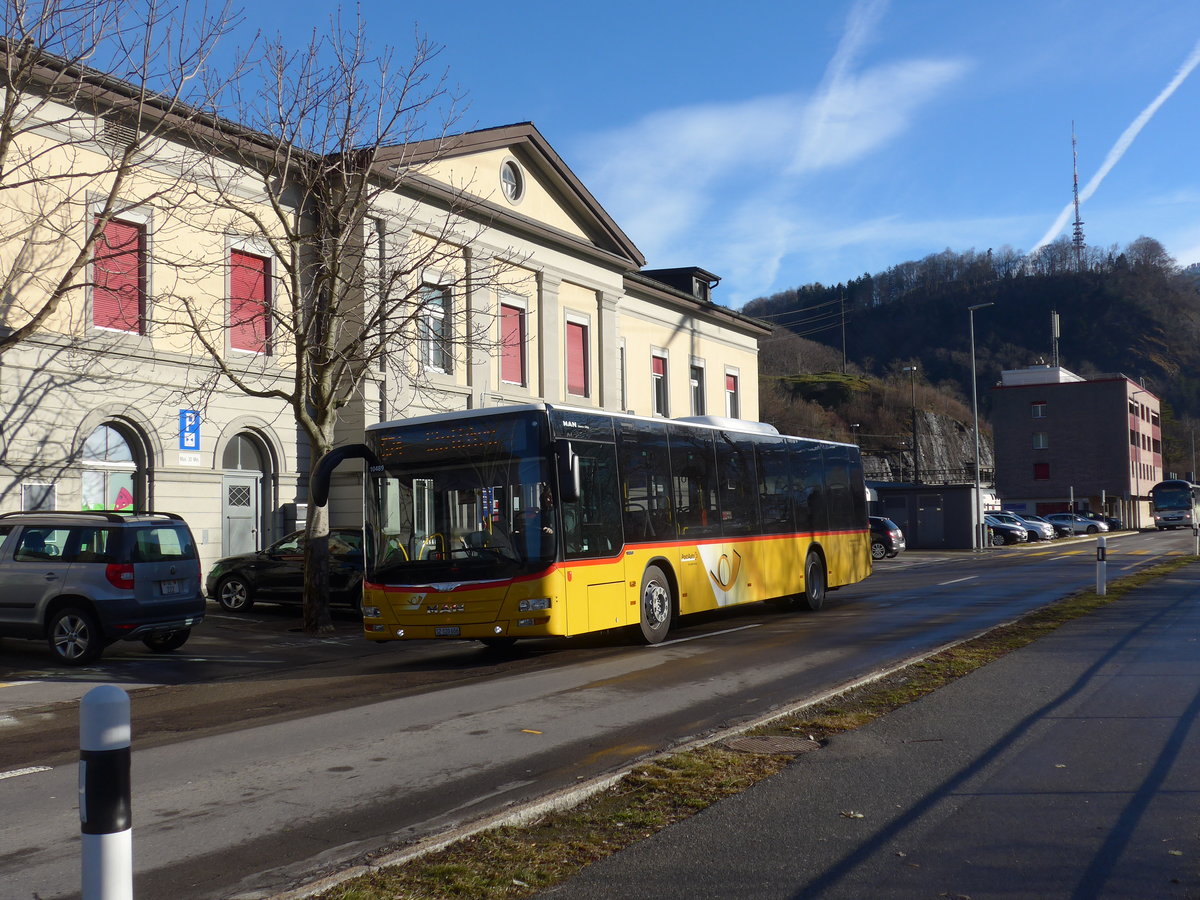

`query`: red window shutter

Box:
[726,373,738,393]
[652,355,665,377]
[93,218,143,332]
[230,250,270,352]
[500,304,525,384]
[567,322,588,396]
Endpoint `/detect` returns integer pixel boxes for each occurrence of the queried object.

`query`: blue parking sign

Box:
[179,409,201,450]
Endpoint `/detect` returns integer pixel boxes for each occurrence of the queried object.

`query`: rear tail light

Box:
[105,563,135,590]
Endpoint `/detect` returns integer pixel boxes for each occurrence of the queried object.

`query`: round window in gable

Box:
[500,159,525,204]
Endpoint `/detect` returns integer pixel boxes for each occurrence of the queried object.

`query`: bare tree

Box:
[179,15,518,633]
[0,0,243,352]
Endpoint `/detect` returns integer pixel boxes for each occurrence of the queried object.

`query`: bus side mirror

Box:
[311,443,380,507]
[556,439,580,503]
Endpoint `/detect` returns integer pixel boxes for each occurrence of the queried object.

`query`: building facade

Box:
[0,68,768,576]
[991,365,1160,528]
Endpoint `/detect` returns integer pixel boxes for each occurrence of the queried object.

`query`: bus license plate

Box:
[435,626,460,637]
[160,580,181,595]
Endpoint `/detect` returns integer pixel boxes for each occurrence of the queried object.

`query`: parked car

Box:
[1081,511,1124,531]
[869,516,906,559]
[984,514,1029,545]
[0,510,204,665]
[990,511,1045,541]
[1021,513,1069,538]
[207,528,365,612]
[1045,513,1109,535]
[1010,513,1055,541]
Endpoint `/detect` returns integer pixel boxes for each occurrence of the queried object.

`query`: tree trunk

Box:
[302,493,335,635]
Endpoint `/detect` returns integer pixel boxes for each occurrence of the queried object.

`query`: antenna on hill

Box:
[1071,122,1085,270]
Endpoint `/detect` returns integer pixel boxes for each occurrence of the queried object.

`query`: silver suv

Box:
[0,511,204,665]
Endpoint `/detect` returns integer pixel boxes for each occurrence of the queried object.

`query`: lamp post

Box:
[969,302,994,551]
[903,365,919,483]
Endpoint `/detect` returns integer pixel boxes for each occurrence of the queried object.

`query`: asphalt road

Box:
[0,529,1190,899]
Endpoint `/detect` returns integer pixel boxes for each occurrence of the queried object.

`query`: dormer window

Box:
[693,278,710,302]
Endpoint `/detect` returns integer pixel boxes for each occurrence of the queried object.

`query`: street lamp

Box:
[969,302,994,551]
[903,365,919,483]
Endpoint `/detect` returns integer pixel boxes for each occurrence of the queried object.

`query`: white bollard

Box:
[1193,525,1199,557]
[1096,535,1107,596]
[80,684,133,900]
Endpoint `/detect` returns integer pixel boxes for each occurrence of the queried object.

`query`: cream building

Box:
[0,75,767,576]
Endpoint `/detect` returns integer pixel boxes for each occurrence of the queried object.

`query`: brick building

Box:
[991,365,1160,528]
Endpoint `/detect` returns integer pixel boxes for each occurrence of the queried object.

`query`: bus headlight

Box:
[362,606,382,618]
[518,598,551,612]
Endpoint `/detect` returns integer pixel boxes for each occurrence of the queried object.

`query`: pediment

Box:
[378,123,644,268]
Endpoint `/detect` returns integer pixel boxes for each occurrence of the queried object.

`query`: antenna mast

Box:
[1071,122,1085,270]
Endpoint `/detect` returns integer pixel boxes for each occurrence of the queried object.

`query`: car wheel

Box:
[801,550,826,612]
[1086,524,1099,534]
[47,607,104,666]
[991,532,1005,547]
[870,539,888,560]
[637,564,673,644]
[142,629,191,653]
[217,576,254,612]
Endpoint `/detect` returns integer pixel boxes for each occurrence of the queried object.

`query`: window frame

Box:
[419,282,452,374]
[725,370,740,419]
[651,351,669,417]
[91,213,150,335]
[498,297,527,387]
[689,361,706,416]
[228,246,273,354]
[565,316,590,398]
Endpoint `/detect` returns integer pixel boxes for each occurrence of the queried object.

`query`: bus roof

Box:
[367,403,855,449]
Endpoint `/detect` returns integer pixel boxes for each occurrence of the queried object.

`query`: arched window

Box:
[82,423,142,510]
[222,433,264,471]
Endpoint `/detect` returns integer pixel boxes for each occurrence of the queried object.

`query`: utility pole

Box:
[903,365,919,483]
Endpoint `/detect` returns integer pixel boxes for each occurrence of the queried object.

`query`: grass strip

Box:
[318,556,1194,900]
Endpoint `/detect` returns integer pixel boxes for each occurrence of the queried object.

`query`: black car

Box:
[869,516,906,559]
[984,514,1028,546]
[206,528,364,612]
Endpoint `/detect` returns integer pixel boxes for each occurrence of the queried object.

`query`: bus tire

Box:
[637,564,673,644]
[801,551,826,612]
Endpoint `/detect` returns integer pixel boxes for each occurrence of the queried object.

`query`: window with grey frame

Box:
[419,284,451,372]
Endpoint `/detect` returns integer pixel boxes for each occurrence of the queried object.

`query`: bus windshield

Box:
[1151,484,1194,510]
[366,411,556,582]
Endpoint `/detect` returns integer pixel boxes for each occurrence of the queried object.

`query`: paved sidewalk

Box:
[542,563,1200,899]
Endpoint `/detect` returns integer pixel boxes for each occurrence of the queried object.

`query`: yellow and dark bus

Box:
[315,404,871,647]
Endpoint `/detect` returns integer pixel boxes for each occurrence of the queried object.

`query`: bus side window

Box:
[617,420,674,542]
[565,443,623,559]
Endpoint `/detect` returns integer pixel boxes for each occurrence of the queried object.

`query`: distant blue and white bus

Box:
[1149,479,1200,530]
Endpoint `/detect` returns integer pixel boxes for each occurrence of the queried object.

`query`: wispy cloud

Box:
[1032,37,1200,253]
[572,0,968,304]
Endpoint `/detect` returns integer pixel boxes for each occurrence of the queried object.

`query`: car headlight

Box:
[518,598,552,612]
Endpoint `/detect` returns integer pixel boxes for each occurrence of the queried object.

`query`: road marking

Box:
[938,576,978,586]
[653,624,761,647]
[0,766,51,781]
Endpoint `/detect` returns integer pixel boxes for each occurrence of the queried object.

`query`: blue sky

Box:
[245,0,1200,307]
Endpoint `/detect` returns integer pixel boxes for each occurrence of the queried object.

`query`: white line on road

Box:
[0,766,51,781]
[938,576,978,586]
[653,624,762,647]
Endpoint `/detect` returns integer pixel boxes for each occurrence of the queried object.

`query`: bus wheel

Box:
[801,552,826,612]
[638,565,673,644]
